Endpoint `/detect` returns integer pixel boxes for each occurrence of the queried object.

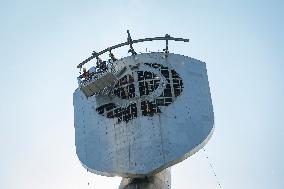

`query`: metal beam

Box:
[77,36,189,68]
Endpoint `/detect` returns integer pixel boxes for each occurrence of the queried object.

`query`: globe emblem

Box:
[96,63,184,123]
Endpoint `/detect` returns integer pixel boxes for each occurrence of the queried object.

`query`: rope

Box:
[203,148,222,189]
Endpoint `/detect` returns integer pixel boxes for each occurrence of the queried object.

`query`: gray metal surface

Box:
[118,168,171,189]
[79,71,117,97]
[73,52,214,178]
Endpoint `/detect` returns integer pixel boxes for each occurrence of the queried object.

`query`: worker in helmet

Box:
[80,68,89,79]
[96,58,107,72]
[96,58,103,69]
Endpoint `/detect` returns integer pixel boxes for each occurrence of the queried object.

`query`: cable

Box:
[203,148,222,189]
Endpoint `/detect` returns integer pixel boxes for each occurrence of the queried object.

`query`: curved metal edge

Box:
[77,36,189,68]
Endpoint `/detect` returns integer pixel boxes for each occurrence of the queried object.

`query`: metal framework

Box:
[77,30,189,68]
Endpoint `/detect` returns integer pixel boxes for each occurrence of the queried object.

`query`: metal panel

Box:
[73,52,214,177]
[80,72,117,97]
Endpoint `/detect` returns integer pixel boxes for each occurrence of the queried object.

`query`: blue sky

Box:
[0,0,284,188]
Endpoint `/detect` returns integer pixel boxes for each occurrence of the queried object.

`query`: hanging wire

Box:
[203,148,223,189]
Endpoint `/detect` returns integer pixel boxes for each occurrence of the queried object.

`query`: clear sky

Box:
[0,0,284,189]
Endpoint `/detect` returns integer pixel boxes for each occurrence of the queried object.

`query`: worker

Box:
[96,58,103,69]
[109,52,117,62]
[81,68,89,79]
[100,60,107,71]
[95,58,106,72]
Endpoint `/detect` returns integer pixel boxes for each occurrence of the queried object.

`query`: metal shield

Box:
[73,52,214,177]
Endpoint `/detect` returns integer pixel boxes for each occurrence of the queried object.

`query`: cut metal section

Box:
[79,71,118,97]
